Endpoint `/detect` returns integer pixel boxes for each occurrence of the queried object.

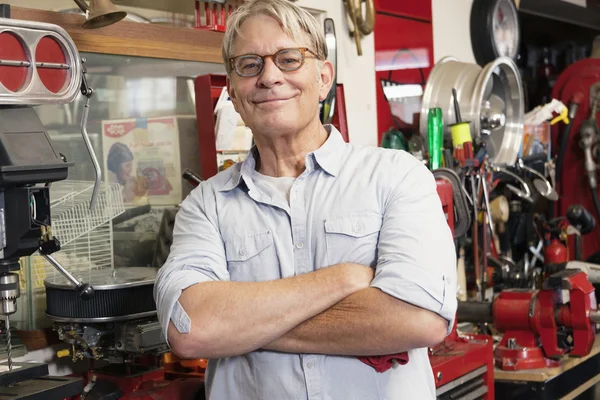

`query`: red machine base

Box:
[494,345,560,370]
[429,326,495,399]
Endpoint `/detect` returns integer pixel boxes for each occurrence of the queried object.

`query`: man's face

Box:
[227,14,333,137]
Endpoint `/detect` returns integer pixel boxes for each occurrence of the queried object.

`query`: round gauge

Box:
[470,0,520,66]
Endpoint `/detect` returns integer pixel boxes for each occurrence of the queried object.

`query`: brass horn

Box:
[343,0,375,56]
[73,0,127,29]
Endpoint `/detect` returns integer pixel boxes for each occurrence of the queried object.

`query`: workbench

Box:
[494,333,600,400]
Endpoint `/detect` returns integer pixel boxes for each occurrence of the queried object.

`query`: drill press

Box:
[0,16,99,399]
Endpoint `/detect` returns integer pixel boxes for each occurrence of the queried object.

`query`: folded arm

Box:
[266,161,458,356]
[263,286,448,355]
[167,263,372,359]
[154,183,374,360]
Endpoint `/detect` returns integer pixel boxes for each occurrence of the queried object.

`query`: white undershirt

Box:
[252,170,296,205]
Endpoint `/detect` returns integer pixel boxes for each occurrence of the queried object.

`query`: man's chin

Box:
[251,117,299,135]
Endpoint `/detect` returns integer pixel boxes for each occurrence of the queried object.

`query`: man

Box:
[154,0,457,398]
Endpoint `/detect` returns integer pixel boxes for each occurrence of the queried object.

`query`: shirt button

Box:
[306,362,313,369]
[354,223,363,233]
[239,248,247,256]
[296,242,304,249]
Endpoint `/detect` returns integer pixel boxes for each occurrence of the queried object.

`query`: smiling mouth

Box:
[255,96,294,104]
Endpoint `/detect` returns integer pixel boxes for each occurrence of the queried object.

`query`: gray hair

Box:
[222,0,327,75]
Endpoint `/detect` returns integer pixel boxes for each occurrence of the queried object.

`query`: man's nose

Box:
[257,57,283,88]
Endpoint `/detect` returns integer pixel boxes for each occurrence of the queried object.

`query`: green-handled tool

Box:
[428,107,443,170]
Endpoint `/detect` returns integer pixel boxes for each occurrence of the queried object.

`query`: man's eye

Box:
[242,63,258,70]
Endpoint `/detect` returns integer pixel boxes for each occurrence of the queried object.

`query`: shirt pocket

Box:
[224,230,279,282]
[324,212,382,267]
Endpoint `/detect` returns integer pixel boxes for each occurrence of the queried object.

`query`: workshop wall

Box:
[10,0,378,147]
[432,0,476,63]
[296,1,378,146]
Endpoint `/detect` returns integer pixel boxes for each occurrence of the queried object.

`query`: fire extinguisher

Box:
[535,214,570,266]
[544,238,568,264]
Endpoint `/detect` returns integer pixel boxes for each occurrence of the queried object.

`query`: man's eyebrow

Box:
[237,46,292,56]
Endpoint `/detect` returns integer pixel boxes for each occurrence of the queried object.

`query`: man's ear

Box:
[318,60,335,102]
[226,76,239,112]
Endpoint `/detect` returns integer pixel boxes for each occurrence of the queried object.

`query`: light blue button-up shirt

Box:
[155,125,457,400]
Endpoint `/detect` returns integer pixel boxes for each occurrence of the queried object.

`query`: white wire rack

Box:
[39,183,122,291]
[41,180,124,282]
[49,181,124,246]
[14,181,125,328]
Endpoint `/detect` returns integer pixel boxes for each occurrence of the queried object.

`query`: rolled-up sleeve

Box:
[370,161,457,334]
[154,183,228,344]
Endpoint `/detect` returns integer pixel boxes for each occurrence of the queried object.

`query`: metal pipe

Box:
[590,310,600,324]
[36,62,70,69]
[42,254,83,288]
[73,0,89,12]
[81,96,102,211]
[457,301,494,324]
[0,59,31,67]
[459,299,600,325]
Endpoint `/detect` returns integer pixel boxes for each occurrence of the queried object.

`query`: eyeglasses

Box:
[229,47,319,77]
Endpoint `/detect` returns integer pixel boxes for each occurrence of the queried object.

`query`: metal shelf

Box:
[519,0,600,32]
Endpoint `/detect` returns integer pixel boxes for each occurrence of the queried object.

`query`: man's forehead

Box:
[231,15,311,55]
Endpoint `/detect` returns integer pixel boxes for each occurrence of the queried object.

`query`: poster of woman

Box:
[102,117,181,206]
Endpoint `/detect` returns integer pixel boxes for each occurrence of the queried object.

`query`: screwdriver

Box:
[450,88,474,166]
[427,107,443,170]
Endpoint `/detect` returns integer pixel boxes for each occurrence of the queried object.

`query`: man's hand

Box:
[341,263,375,291]
[263,286,448,356]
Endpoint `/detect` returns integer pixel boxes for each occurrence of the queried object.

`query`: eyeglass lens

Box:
[236,49,304,76]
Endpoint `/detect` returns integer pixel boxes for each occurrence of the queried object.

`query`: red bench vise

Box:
[458,269,599,370]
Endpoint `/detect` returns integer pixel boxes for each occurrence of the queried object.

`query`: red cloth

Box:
[358,352,409,373]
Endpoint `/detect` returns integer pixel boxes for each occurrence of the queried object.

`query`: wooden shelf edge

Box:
[11,6,225,64]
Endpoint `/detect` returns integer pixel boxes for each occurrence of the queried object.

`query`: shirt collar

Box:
[218,124,346,192]
[311,125,346,176]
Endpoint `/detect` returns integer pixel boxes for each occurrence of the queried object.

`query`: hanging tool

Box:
[182,169,203,187]
[517,157,558,201]
[343,0,374,56]
[566,205,597,261]
[321,18,337,125]
[481,168,495,238]
[450,88,474,166]
[470,174,482,300]
[490,165,532,201]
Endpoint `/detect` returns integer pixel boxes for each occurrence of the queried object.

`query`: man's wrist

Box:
[336,263,374,295]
